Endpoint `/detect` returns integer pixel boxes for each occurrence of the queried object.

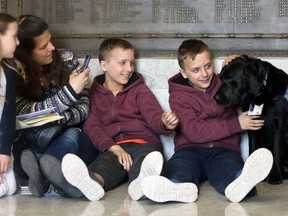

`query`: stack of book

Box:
[16,107,63,130]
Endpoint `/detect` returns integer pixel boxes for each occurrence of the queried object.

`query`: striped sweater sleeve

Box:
[16,85,90,126]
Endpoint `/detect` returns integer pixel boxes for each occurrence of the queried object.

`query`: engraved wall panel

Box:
[2,0,288,57]
[19,0,288,35]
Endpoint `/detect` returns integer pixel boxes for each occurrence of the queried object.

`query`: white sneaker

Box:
[4,168,17,196]
[0,183,8,198]
[128,151,163,201]
[225,148,273,203]
[0,174,8,198]
[61,154,105,201]
[141,176,198,203]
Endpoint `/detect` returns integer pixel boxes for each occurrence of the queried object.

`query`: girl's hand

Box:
[0,154,11,184]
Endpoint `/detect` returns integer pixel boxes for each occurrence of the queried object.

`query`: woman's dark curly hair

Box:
[15,15,70,100]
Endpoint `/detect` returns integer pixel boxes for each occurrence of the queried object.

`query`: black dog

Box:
[214,56,288,184]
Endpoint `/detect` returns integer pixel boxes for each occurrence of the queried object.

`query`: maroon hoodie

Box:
[168,73,242,153]
[84,72,170,152]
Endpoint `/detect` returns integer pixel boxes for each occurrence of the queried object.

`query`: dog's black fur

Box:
[214,56,288,184]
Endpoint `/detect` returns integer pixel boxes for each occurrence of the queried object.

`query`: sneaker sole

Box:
[20,150,47,197]
[128,151,163,200]
[40,154,82,198]
[225,148,273,203]
[141,176,198,203]
[62,153,104,201]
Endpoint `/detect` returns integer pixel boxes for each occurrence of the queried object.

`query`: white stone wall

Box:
[85,57,288,161]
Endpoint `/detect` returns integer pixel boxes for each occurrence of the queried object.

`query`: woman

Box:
[0,13,22,198]
[13,15,99,198]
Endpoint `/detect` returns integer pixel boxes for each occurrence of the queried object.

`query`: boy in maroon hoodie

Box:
[61,38,179,201]
[140,39,273,203]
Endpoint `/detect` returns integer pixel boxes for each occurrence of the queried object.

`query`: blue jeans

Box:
[161,147,244,195]
[44,127,99,166]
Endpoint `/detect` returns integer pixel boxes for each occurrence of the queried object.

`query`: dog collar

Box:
[255,72,268,97]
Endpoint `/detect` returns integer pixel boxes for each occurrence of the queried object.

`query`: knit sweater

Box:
[16,49,89,126]
[168,73,242,153]
[16,85,89,126]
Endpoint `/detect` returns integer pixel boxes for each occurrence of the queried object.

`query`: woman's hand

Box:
[69,67,90,94]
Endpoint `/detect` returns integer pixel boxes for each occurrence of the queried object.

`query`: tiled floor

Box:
[1,180,288,216]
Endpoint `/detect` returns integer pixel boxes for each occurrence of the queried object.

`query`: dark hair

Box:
[17,15,49,55]
[15,15,69,100]
[177,39,212,69]
[98,38,135,62]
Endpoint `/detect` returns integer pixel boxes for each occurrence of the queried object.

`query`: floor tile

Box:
[1,180,288,215]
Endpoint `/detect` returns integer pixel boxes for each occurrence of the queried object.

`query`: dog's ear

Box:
[244,59,268,95]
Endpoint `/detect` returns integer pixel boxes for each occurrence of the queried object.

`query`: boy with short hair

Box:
[61,38,179,201]
[140,39,273,203]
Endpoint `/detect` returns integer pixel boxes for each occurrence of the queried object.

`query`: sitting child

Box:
[0,13,21,198]
[140,39,273,203]
[61,38,179,201]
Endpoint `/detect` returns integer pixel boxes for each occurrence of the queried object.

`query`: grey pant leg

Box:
[88,143,160,191]
[88,152,127,191]
[123,143,160,183]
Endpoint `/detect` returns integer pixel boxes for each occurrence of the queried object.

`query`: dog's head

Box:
[214,56,270,107]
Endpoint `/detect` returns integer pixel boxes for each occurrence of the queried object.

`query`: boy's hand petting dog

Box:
[238,111,264,131]
[161,111,179,131]
[222,54,239,68]
[108,145,133,171]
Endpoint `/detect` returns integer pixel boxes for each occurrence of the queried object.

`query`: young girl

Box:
[0,13,23,198]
